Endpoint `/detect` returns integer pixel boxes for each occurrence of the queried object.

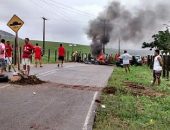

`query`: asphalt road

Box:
[0,63,113,130]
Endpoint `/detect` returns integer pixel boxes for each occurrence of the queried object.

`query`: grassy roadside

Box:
[93,66,170,130]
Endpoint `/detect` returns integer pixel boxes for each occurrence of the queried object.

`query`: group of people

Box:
[0,39,13,75]
[120,49,163,86]
[0,38,163,86]
[0,38,66,76]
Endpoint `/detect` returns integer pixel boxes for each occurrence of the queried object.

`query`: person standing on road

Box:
[0,39,6,75]
[22,38,34,75]
[5,41,13,72]
[57,44,65,67]
[152,49,163,86]
[34,43,43,68]
[120,50,132,73]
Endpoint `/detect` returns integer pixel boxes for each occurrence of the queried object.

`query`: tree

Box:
[142,29,170,53]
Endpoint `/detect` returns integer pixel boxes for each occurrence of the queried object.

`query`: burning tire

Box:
[0,75,9,82]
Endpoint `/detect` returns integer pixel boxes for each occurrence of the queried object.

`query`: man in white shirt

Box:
[0,39,6,75]
[120,50,132,73]
[152,49,163,86]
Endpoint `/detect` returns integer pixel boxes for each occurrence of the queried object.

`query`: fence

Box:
[147,55,170,79]
[11,47,92,64]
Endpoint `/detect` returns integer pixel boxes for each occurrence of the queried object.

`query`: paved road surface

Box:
[0,63,113,130]
[31,63,113,87]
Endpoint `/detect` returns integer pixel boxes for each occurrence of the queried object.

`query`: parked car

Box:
[131,55,142,66]
[116,55,142,67]
[116,58,123,67]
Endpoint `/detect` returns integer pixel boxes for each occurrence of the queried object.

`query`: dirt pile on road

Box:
[54,84,103,92]
[10,75,46,85]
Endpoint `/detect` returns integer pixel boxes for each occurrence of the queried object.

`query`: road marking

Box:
[37,65,84,77]
[0,84,10,89]
[82,92,98,130]
[0,64,86,89]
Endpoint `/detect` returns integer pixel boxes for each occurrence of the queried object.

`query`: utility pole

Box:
[42,17,47,55]
[102,19,106,54]
[118,37,121,54]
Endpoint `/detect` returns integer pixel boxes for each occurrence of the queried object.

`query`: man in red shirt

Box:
[58,44,65,67]
[22,38,34,75]
[5,41,13,72]
[34,43,43,68]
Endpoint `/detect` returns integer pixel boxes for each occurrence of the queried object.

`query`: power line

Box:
[34,0,90,24]
[30,0,72,24]
[38,0,92,20]
[39,0,90,23]
[45,0,95,18]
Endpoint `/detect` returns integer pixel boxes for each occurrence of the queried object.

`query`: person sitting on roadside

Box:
[0,39,6,76]
[119,50,132,73]
[152,49,163,86]
[22,38,34,75]
[5,41,13,72]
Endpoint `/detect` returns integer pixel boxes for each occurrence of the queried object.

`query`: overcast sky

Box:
[0,0,169,49]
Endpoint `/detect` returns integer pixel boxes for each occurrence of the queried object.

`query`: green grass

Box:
[93,66,170,130]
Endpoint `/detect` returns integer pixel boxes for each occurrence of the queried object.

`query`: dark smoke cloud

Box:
[87,1,170,55]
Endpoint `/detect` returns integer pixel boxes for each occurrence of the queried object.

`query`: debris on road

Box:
[101,105,106,108]
[10,75,45,85]
[33,92,36,95]
[0,75,9,82]
[95,99,101,104]
[52,83,103,92]
[30,123,40,129]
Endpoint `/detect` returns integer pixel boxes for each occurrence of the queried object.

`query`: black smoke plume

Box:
[87,1,170,56]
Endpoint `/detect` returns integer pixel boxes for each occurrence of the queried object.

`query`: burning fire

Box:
[97,53,105,64]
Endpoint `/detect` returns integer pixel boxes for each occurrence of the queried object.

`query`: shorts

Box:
[22,58,31,66]
[153,70,162,79]
[35,56,42,60]
[0,58,6,69]
[58,56,64,61]
[123,64,130,67]
[5,57,12,65]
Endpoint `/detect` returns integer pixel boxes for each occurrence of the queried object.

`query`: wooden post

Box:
[16,32,20,70]
[55,50,57,62]
[14,32,18,66]
[48,49,50,63]
[67,51,69,62]
[82,53,84,61]
[150,56,154,69]
[166,56,170,80]
[147,55,150,66]
[163,56,166,78]
[19,47,22,64]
